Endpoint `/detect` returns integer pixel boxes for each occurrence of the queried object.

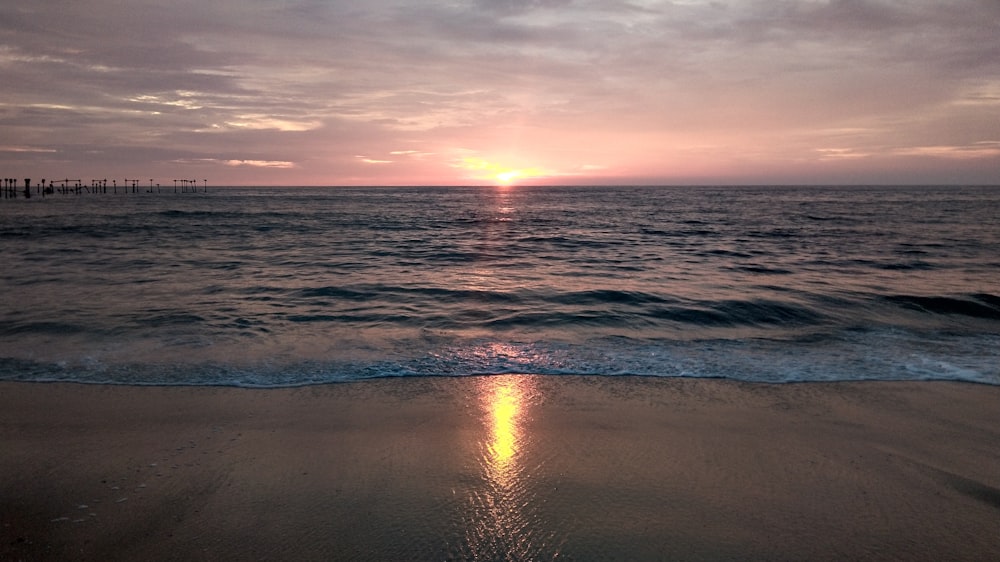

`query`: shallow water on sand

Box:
[5,376,1000,560]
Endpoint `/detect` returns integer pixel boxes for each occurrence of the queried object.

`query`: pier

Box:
[2,177,208,199]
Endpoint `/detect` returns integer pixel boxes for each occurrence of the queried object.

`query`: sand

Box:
[2,376,1000,561]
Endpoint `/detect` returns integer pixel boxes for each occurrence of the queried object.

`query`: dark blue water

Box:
[1,185,998,386]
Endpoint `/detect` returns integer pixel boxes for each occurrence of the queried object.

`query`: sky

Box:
[1,0,999,186]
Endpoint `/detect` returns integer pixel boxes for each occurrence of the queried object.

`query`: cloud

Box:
[356,156,392,164]
[224,159,296,168]
[0,0,997,184]
[893,142,1000,160]
[223,115,321,132]
[0,145,58,153]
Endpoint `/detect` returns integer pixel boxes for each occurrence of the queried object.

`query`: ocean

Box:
[1,185,998,387]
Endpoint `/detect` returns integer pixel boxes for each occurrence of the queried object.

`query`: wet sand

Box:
[2,376,1000,561]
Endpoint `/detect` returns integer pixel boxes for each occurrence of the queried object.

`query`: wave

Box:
[8,285,998,341]
[276,286,828,327]
[879,261,935,271]
[3,185,998,388]
[731,265,794,275]
[0,321,88,336]
[2,329,997,387]
[649,299,826,327]
[247,285,1000,329]
[884,294,1000,320]
[548,289,676,306]
[139,312,208,327]
[290,285,524,304]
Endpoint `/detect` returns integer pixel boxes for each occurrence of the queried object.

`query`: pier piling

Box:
[1,176,209,200]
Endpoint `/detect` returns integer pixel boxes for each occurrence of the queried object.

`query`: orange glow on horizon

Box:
[495,170,521,185]
[454,156,549,185]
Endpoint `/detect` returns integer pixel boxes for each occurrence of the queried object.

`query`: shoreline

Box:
[3,376,1000,560]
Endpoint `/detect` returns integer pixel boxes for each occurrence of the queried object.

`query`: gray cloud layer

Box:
[2,0,998,184]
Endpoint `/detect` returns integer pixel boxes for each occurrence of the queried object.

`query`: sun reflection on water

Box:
[461,374,548,559]
[485,376,521,478]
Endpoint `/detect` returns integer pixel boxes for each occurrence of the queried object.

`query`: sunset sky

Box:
[2,0,998,186]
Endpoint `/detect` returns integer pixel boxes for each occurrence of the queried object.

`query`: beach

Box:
[2,376,999,561]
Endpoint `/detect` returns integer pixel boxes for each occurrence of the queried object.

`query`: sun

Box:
[495,170,521,185]
[453,156,549,185]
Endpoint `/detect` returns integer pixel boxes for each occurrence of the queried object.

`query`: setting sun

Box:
[454,156,549,185]
[495,170,521,185]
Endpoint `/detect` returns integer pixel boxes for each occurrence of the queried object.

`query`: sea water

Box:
[1,185,997,386]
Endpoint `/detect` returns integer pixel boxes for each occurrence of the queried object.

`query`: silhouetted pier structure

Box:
[3,177,207,199]
[174,179,206,193]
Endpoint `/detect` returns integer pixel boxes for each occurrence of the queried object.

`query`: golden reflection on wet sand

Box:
[461,374,555,560]
[484,375,522,484]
